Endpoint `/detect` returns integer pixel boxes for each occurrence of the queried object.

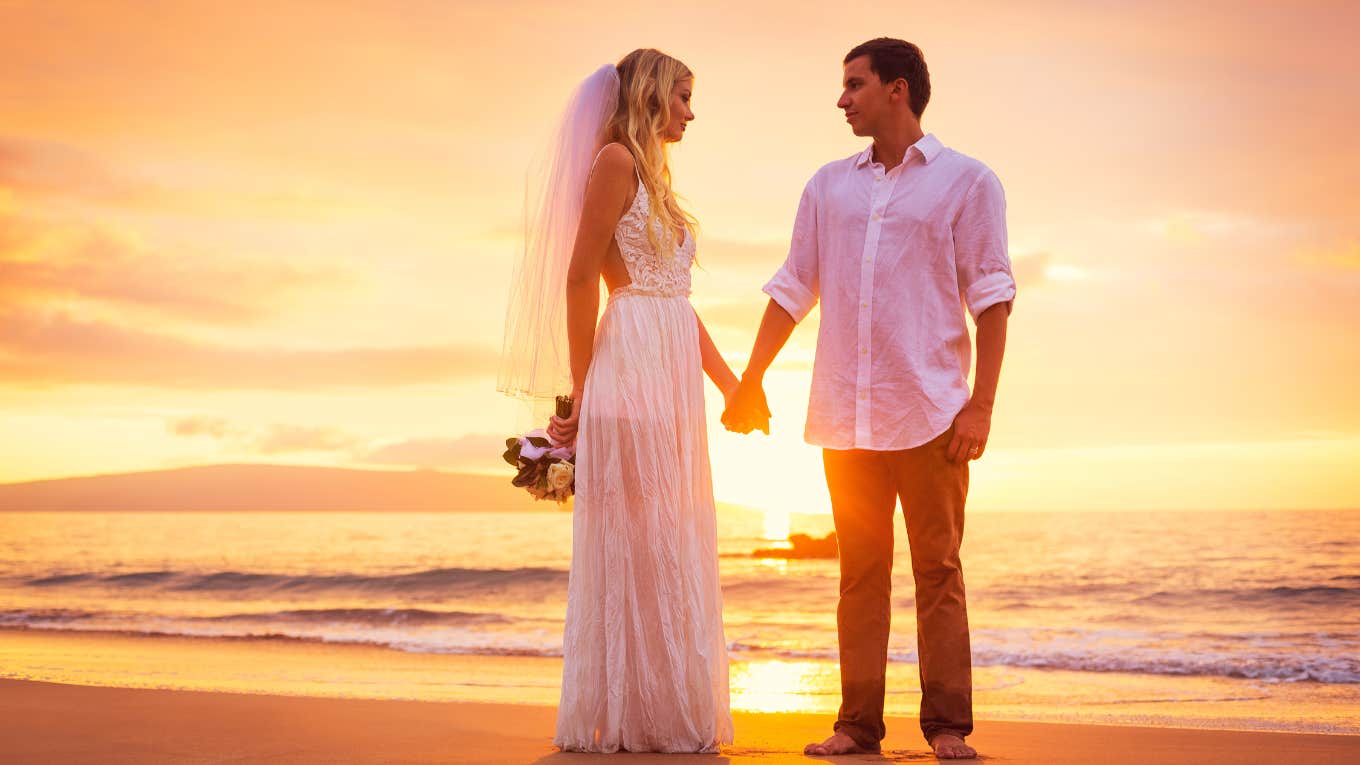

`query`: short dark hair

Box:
[844,38,930,119]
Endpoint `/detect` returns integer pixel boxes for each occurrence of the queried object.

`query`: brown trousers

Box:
[823,426,972,748]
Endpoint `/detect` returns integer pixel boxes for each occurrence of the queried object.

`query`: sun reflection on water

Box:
[729,659,838,714]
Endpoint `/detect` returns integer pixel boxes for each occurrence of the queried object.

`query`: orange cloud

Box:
[0,138,145,203]
[0,136,360,220]
[253,424,360,455]
[0,213,348,323]
[0,308,497,389]
[168,415,235,438]
[1011,252,1051,288]
[164,417,508,466]
[167,416,355,454]
[361,433,509,470]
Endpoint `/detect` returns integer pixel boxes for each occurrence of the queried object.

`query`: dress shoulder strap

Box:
[588,142,643,203]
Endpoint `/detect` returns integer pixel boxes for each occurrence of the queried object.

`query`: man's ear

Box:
[894,78,910,104]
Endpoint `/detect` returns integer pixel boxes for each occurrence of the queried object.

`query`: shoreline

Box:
[3,626,1359,739]
[2,677,1358,764]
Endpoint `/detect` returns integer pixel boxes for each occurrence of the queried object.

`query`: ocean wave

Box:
[0,619,565,658]
[965,647,1360,684]
[27,573,96,586]
[0,608,99,624]
[1131,585,1360,609]
[0,606,511,628]
[728,635,1360,684]
[6,618,1358,684]
[21,566,569,594]
[19,566,1360,614]
[200,607,511,627]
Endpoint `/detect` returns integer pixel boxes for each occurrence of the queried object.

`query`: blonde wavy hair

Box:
[607,48,697,258]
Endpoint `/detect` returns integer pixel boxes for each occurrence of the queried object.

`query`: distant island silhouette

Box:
[0,464,770,516]
[0,464,540,512]
[752,531,838,559]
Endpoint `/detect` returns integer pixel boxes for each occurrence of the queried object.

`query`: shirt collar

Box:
[856,132,943,168]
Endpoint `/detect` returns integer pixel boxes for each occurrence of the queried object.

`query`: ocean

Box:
[2,507,1357,734]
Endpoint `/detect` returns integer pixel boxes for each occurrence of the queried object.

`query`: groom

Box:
[723,38,1014,760]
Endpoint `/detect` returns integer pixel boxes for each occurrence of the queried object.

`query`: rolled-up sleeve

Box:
[762,177,821,323]
[953,169,1015,323]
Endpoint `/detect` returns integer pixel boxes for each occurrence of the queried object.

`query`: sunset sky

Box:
[2,0,1357,512]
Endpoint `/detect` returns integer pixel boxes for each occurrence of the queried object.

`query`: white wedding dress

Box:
[554,170,733,753]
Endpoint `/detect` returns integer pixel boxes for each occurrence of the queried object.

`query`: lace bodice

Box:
[611,176,695,298]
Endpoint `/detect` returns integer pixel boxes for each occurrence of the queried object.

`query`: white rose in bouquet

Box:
[547,461,574,494]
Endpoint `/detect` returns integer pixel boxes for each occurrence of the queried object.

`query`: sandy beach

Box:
[2,676,1356,764]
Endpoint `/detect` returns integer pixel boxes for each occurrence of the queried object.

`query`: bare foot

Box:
[804,731,875,756]
[930,732,977,759]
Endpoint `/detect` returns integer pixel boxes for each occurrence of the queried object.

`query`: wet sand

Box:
[3,677,1358,764]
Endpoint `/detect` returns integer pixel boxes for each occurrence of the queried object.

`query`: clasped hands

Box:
[721,375,771,435]
[720,374,994,462]
[547,377,770,444]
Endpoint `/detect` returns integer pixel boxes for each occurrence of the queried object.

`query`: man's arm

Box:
[946,302,1008,462]
[724,176,821,435]
[946,168,1016,462]
[722,299,796,434]
[970,302,1009,412]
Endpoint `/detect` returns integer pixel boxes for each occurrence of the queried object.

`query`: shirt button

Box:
[860,347,867,354]
[859,393,866,400]
[872,212,882,220]
[860,302,868,308]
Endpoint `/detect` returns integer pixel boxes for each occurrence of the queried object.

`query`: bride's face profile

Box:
[661,78,694,143]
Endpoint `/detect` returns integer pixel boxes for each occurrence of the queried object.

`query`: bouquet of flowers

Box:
[503,395,576,504]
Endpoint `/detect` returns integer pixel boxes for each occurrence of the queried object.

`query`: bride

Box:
[498,49,746,753]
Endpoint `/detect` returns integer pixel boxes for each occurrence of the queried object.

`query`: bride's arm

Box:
[565,144,634,394]
[550,144,635,443]
[695,310,739,405]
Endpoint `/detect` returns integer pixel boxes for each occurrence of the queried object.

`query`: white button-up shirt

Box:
[763,133,1015,451]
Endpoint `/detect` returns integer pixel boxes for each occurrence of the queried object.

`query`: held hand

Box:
[721,375,771,435]
[546,393,583,445]
[947,400,992,463]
